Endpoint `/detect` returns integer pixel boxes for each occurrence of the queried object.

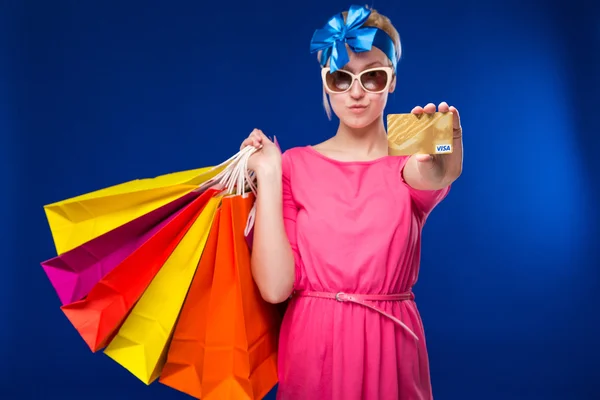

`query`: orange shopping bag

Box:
[161,192,281,399]
[205,193,281,399]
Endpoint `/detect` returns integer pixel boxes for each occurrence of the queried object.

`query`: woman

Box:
[241,5,463,400]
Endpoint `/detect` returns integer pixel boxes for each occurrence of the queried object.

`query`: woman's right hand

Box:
[240,129,282,175]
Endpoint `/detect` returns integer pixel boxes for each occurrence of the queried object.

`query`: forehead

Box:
[338,46,389,72]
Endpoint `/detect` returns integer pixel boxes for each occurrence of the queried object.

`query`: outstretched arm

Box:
[402,102,463,190]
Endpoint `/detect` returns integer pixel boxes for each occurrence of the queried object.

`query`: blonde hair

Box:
[319,7,402,120]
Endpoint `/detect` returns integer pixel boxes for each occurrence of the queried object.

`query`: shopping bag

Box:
[42,144,280,398]
[158,206,222,398]
[41,190,199,305]
[161,147,280,399]
[44,164,226,255]
[200,193,281,399]
[60,188,219,352]
[103,194,222,384]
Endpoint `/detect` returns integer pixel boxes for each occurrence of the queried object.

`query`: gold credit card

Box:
[387,112,454,156]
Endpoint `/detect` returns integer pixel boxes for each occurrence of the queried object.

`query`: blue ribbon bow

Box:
[310,5,378,72]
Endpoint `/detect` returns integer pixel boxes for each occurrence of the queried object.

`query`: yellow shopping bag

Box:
[103,194,222,385]
[104,196,221,385]
[43,165,225,255]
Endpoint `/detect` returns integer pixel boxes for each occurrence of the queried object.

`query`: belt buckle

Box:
[335,292,346,302]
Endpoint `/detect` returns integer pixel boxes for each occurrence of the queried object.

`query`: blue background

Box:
[2,0,599,399]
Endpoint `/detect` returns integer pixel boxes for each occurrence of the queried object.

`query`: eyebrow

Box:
[342,61,384,73]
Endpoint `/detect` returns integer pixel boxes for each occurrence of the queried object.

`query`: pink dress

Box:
[275,146,450,400]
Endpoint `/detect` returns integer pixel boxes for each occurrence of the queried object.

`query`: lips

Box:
[348,104,368,114]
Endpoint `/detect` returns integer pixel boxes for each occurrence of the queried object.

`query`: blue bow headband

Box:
[309,5,397,73]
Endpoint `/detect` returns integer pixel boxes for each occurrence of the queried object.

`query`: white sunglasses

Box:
[321,66,394,94]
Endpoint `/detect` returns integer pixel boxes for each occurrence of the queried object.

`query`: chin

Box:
[339,111,380,129]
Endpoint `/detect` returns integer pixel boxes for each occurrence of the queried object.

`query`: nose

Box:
[349,78,365,99]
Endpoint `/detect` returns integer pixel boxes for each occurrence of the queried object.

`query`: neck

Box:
[333,115,388,157]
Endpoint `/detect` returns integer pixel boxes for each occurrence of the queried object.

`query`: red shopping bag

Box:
[60,188,219,352]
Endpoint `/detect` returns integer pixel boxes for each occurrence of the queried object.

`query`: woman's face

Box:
[325,47,396,129]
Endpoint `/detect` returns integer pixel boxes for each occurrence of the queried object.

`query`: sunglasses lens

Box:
[325,70,353,92]
[360,69,389,92]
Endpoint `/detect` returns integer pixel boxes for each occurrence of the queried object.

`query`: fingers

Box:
[411,105,423,114]
[411,103,436,115]
[412,102,452,115]
[255,129,273,143]
[438,102,449,113]
[449,105,461,130]
[241,129,266,150]
[411,101,461,138]
[423,103,436,114]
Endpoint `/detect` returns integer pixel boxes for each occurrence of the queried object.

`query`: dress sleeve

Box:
[399,156,451,222]
[281,151,302,287]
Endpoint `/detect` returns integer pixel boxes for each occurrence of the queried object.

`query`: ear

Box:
[389,75,397,93]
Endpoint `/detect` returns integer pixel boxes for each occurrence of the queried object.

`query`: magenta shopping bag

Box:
[41,191,200,305]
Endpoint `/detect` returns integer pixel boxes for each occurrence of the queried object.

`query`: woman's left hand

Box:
[410,102,463,185]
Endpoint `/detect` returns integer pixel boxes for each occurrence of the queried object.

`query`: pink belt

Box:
[293,290,419,341]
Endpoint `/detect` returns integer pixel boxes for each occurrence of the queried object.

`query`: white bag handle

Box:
[194,145,258,195]
[192,145,261,241]
[219,145,258,196]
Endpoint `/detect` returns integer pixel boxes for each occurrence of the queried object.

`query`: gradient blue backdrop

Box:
[2,0,599,399]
